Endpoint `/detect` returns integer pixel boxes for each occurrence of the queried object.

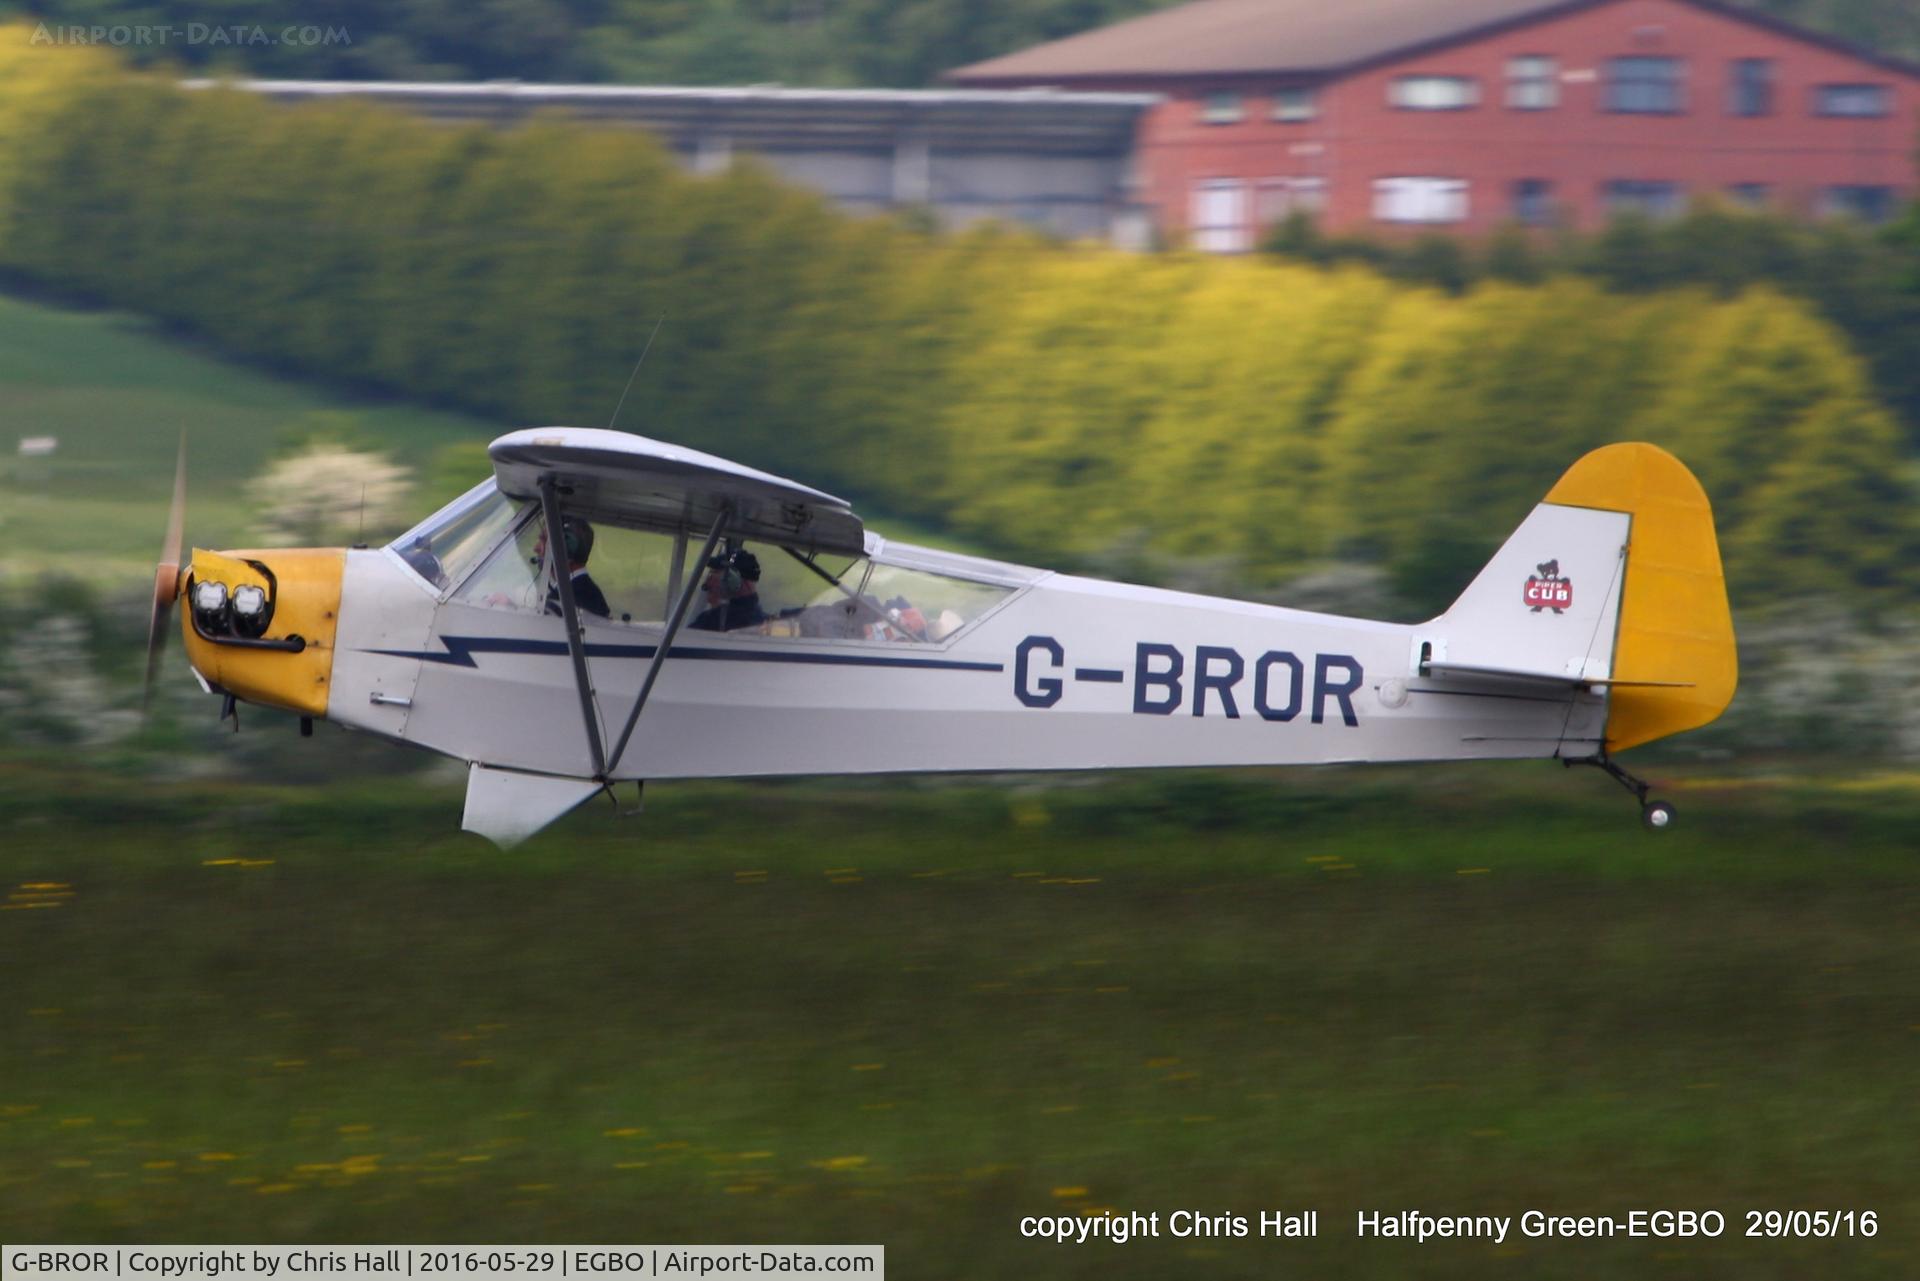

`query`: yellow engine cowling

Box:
[180,548,345,718]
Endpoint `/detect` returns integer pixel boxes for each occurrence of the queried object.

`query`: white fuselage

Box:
[327,538,1610,782]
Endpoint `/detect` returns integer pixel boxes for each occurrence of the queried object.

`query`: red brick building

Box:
[948,0,1920,248]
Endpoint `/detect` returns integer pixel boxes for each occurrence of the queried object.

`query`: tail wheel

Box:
[1641,800,1677,832]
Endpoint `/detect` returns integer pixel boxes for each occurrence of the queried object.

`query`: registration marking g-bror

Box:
[1014,636,1363,725]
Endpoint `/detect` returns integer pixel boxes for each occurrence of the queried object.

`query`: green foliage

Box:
[15,0,1920,85]
[1264,202,1920,457]
[0,48,1912,617]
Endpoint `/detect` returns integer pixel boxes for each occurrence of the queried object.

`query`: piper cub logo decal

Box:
[1524,559,1572,614]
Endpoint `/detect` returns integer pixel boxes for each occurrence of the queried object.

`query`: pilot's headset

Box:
[709,546,756,594]
[538,517,594,567]
[562,517,594,565]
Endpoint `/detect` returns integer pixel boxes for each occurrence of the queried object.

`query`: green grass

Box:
[0,293,499,579]
[1,760,1915,1278]
[0,291,998,583]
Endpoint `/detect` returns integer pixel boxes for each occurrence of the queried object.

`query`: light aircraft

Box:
[146,430,1735,847]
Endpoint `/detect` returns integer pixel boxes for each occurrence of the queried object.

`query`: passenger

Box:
[690,548,766,632]
[537,517,611,619]
[870,594,927,642]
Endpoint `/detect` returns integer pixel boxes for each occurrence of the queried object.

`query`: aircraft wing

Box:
[489,426,865,556]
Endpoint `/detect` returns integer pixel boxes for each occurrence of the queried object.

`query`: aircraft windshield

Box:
[388,482,524,592]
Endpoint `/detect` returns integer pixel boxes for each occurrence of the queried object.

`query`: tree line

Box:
[1264,207,1920,455]
[12,0,1920,87]
[0,37,1912,615]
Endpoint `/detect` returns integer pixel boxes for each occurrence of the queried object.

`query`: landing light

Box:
[232,584,267,617]
[191,581,228,613]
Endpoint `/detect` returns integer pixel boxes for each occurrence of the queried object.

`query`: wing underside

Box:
[489,426,865,556]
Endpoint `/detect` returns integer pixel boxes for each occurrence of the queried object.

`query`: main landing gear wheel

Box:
[1641,800,1677,832]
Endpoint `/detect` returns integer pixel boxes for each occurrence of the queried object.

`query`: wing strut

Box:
[539,475,608,780]
[605,507,729,778]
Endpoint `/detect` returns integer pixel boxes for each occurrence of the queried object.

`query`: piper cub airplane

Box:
[146,430,1735,848]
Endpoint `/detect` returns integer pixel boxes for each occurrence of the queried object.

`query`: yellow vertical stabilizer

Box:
[1546,443,1737,752]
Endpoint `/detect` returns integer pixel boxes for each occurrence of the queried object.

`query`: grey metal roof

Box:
[945,0,1920,83]
[187,79,1159,149]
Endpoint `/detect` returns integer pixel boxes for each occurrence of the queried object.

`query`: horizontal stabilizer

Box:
[1425,661,1693,689]
[463,763,602,850]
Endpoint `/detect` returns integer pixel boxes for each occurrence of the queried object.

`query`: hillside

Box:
[0,294,496,580]
[0,292,976,583]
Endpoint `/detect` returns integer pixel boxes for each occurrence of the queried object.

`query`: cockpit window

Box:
[452,514,688,625]
[692,542,1017,644]
[388,481,524,592]
[393,483,1024,642]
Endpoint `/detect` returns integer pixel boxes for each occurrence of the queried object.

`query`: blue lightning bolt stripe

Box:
[363,634,1004,673]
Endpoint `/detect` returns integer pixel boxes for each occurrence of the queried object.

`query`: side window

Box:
[447,522,1020,643]
[586,525,691,623]
[451,513,686,625]
[685,541,1015,644]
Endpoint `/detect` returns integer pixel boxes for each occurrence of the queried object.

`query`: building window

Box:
[1507,56,1558,109]
[1607,57,1684,113]
[1604,180,1684,219]
[1821,185,1895,223]
[1728,183,1770,209]
[1191,179,1251,252]
[1374,177,1469,224]
[1390,75,1479,110]
[1729,58,1772,116]
[1511,179,1555,225]
[1200,91,1245,124]
[1257,176,1328,225]
[1272,87,1317,122]
[1814,84,1890,117]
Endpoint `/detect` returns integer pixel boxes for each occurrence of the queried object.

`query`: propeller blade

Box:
[142,433,188,716]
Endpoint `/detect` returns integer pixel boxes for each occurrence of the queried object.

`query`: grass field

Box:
[0,291,992,584]
[0,293,496,579]
[2,755,1915,1278]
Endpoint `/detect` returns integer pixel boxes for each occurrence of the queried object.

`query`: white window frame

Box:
[1506,55,1559,109]
[1272,87,1318,122]
[1813,83,1891,118]
[1603,179,1684,219]
[1373,177,1469,224]
[1200,90,1245,124]
[1191,179,1252,252]
[1607,56,1686,114]
[1728,58,1773,117]
[1390,75,1480,111]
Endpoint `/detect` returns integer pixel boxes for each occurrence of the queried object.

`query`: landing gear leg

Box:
[1564,753,1676,831]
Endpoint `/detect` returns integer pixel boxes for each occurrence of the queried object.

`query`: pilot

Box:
[690,547,766,632]
[537,517,611,619]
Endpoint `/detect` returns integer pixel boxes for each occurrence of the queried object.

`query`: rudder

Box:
[1545,442,1736,751]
